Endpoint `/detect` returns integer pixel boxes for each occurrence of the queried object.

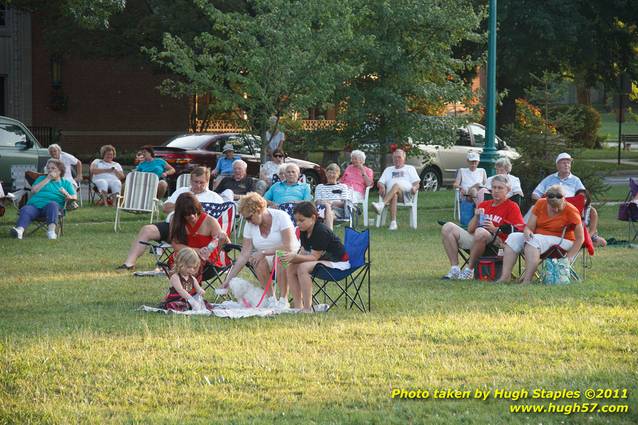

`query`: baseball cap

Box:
[222,144,235,153]
[467,151,480,162]
[555,152,572,164]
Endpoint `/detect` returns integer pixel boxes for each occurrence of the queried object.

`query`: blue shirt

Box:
[28,176,76,209]
[214,156,239,175]
[137,158,168,177]
[264,181,312,205]
[533,172,585,198]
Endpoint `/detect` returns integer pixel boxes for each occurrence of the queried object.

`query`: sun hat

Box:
[466,151,480,162]
[555,152,572,163]
[222,144,235,153]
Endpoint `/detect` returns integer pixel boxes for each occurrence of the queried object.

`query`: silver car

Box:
[409,123,519,191]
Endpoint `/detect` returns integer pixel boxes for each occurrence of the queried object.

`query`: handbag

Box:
[617,202,638,222]
[540,258,571,285]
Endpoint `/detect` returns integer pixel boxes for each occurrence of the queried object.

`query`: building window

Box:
[0,5,6,27]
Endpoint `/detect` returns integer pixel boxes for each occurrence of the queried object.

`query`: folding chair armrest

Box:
[222,243,242,253]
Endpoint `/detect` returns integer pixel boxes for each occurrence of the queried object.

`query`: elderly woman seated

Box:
[314,163,352,229]
[483,157,523,201]
[497,185,584,283]
[340,149,374,204]
[263,163,312,207]
[10,159,77,240]
[441,175,525,280]
[90,144,125,206]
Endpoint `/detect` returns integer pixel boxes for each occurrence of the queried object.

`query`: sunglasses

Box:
[546,193,563,199]
[274,154,284,158]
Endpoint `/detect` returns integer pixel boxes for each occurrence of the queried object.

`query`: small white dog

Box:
[229,277,267,308]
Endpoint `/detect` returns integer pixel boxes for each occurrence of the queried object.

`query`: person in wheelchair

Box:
[314,163,352,230]
[497,185,584,284]
[10,159,77,240]
[117,166,223,271]
[441,175,524,280]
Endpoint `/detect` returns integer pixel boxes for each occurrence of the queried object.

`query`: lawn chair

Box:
[175,173,191,191]
[375,190,418,229]
[311,227,371,312]
[355,186,371,227]
[617,177,638,243]
[114,171,161,231]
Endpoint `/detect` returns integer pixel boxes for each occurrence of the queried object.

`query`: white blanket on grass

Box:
[139,301,328,318]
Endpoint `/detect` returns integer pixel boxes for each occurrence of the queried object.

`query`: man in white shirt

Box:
[117,166,223,271]
[372,149,420,230]
[532,152,585,200]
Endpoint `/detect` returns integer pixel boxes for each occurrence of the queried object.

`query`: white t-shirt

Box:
[243,208,294,251]
[378,165,420,192]
[457,167,487,191]
[166,186,223,205]
[266,131,285,153]
[261,161,282,181]
[487,174,523,198]
[91,159,123,181]
[49,151,79,186]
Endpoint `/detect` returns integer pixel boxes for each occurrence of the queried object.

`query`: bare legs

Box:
[441,222,462,266]
[123,224,161,267]
[157,181,168,199]
[286,261,318,311]
[380,184,403,221]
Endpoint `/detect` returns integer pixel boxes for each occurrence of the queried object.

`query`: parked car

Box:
[153,133,326,189]
[412,123,519,191]
[0,115,50,193]
[344,123,519,192]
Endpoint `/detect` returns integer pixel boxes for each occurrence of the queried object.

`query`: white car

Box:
[408,123,519,191]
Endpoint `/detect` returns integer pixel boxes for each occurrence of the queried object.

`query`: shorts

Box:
[505,232,573,255]
[399,191,415,204]
[319,260,351,271]
[154,221,170,241]
[449,223,501,252]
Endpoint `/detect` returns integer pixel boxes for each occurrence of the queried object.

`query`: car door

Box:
[437,128,473,182]
[0,120,47,191]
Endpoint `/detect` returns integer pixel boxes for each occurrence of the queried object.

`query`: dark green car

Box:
[0,115,49,192]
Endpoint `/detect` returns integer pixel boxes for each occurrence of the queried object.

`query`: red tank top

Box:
[186,213,221,265]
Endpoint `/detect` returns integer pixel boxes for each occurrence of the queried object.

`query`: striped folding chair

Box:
[175,173,191,192]
[114,171,160,231]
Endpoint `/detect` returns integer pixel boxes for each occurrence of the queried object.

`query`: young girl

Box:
[161,248,213,312]
[283,202,350,312]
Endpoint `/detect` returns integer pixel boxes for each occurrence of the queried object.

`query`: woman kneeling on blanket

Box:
[161,247,213,311]
[283,202,350,312]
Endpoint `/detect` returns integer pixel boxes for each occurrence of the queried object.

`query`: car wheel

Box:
[420,166,441,192]
[302,171,320,191]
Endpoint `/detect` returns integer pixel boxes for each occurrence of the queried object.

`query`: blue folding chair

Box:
[311,227,371,312]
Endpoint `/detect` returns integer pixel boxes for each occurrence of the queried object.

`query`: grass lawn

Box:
[1,190,637,424]
[598,110,638,141]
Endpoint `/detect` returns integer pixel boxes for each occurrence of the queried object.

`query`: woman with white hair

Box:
[485,157,523,199]
[47,144,82,188]
[497,184,584,283]
[340,149,373,203]
[90,145,125,206]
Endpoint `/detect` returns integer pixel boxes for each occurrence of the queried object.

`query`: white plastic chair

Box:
[375,190,418,229]
[114,171,160,232]
[175,173,191,191]
[351,186,371,227]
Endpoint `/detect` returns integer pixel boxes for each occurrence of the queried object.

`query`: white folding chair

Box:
[114,172,161,231]
[375,190,418,229]
[175,173,191,191]
[354,186,371,227]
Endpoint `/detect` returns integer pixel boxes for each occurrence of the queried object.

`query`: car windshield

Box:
[164,135,213,149]
[468,124,504,149]
[0,123,28,147]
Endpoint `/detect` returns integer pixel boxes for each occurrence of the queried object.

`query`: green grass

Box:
[598,111,638,141]
[1,191,637,424]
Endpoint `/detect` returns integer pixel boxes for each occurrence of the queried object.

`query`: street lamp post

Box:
[481,0,498,177]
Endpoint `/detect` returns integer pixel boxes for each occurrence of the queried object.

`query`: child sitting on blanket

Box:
[283,202,350,312]
[160,248,213,312]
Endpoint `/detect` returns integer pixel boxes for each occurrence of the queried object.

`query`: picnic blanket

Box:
[139,301,329,318]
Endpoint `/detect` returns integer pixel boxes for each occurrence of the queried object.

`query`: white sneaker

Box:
[372,202,385,214]
[442,269,459,280]
[10,227,24,240]
[458,268,474,280]
[277,297,291,309]
[388,220,398,230]
[47,230,57,240]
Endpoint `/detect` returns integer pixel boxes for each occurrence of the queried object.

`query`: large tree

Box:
[145,0,358,161]
[334,0,483,165]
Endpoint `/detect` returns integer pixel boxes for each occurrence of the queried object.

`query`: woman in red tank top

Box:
[169,193,229,272]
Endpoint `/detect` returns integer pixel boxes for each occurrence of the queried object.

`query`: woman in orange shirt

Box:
[498,185,584,283]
